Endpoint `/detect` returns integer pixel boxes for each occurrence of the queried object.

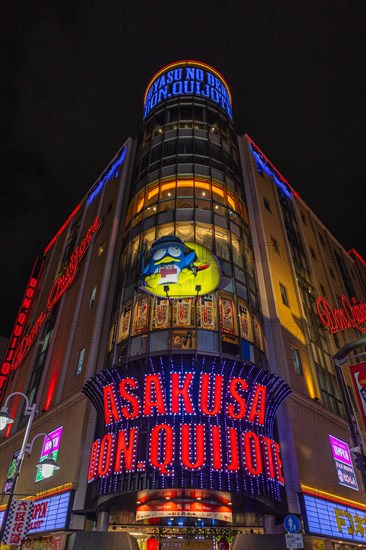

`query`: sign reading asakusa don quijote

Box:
[84,357,290,501]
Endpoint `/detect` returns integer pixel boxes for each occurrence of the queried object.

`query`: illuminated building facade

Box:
[0,61,366,550]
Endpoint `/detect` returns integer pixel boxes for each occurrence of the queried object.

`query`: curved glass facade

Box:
[111,61,265,368]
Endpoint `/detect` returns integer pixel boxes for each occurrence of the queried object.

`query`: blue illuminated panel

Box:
[0,491,73,534]
[87,146,127,206]
[144,64,232,120]
[302,493,366,543]
[249,143,294,199]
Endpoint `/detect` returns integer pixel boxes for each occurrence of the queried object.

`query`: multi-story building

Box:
[0,61,366,550]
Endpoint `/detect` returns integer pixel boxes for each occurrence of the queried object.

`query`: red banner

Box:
[350,362,366,429]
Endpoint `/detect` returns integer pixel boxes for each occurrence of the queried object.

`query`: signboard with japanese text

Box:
[0,491,73,536]
[329,434,358,491]
[3,449,20,494]
[35,427,63,482]
[2,499,34,547]
[136,501,232,522]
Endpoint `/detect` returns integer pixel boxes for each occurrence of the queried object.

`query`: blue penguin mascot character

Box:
[142,236,197,289]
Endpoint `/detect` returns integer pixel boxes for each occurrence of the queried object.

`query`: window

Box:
[316,365,345,418]
[89,286,97,309]
[329,266,335,279]
[290,347,303,375]
[263,197,271,212]
[271,236,280,255]
[310,247,317,260]
[319,232,325,246]
[301,212,307,225]
[279,283,290,307]
[320,284,326,296]
[76,348,86,376]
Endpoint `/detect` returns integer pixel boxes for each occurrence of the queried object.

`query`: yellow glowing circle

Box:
[141,241,220,298]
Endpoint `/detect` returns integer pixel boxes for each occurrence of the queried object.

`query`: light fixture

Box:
[36,454,60,479]
[0,408,14,431]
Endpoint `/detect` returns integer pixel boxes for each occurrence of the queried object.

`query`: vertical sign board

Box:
[2,499,34,547]
[329,435,359,491]
[350,362,366,429]
[35,426,63,482]
[3,449,20,494]
[0,260,42,403]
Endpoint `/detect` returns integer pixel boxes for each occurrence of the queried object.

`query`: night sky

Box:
[1,0,365,337]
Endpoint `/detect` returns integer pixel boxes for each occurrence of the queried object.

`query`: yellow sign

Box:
[141,237,220,298]
[334,507,366,536]
[311,540,325,550]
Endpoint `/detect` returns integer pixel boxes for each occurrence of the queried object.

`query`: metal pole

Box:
[0,403,37,542]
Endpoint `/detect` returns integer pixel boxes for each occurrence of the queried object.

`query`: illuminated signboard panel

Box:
[0,491,73,535]
[302,493,366,544]
[0,259,43,402]
[141,237,221,298]
[350,362,366,429]
[35,426,63,482]
[143,61,232,120]
[83,355,290,501]
[328,435,358,491]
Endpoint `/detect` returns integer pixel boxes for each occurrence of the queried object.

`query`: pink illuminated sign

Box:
[329,434,358,491]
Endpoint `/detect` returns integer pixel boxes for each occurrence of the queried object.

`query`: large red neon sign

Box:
[84,359,290,500]
[0,260,43,401]
[316,295,366,334]
[11,216,101,371]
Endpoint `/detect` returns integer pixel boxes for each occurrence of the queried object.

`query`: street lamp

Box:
[332,335,366,490]
[0,392,60,542]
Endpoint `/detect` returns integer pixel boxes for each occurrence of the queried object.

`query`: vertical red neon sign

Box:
[0,259,43,403]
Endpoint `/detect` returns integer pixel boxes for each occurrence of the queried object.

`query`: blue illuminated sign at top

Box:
[87,146,127,206]
[143,63,232,120]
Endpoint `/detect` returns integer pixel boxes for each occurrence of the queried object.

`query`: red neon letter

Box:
[200,373,223,416]
[97,433,115,478]
[242,431,263,476]
[248,384,266,425]
[114,428,138,473]
[226,427,240,472]
[171,373,195,414]
[144,374,167,415]
[273,442,285,484]
[181,423,205,470]
[119,378,140,419]
[211,425,223,471]
[88,439,100,481]
[260,436,276,480]
[150,424,174,474]
[103,384,121,424]
[227,378,248,419]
